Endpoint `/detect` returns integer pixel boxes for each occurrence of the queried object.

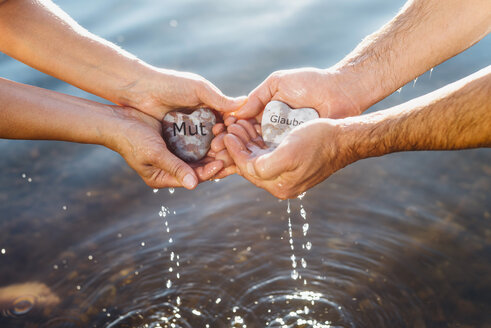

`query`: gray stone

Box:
[261,101,319,146]
[162,108,216,162]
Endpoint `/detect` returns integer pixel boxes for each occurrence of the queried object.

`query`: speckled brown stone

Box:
[162,108,216,162]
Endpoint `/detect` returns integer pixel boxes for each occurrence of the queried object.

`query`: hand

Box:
[223,119,357,199]
[207,116,264,179]
[107,106,224,189]
[228,68,363,120]
[126,69,247,121]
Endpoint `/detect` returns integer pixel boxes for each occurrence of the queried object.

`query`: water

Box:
[1,0,490,327]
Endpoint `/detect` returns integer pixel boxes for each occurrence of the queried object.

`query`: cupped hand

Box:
[107,106,224,189]
[227,67,363,119]
[127,68,247,121]
[223,119,357,199]
[207,116,264,179]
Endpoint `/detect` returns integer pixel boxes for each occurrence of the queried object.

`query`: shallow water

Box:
[1,0,490,327]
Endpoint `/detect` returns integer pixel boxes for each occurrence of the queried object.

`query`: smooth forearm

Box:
[332,0,491,112]
[0,0,153,109]
[341,66,491,160]
[0,78,120,147]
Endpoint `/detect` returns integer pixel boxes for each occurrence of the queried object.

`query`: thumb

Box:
[156,149,198,190]
[235,75,276,118]
[197,81,247,112]
[253,143,296,180]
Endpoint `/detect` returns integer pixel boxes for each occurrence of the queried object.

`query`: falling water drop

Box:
[166,279,172,288]
[302,223,309,236]
[413,77,418,87]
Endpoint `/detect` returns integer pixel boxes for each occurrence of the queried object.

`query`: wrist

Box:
[330,58,393,113]
[114,63,164,116]
[335,112,393,161]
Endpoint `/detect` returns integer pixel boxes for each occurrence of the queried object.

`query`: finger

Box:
[155,149,198,190]
[237,119,258,139]
[227,123,254,145]
[211,132,226,152]
[235,75,277,118]
[192,160,224,181]
[214,165,237,179]
[223,134,263,186]
[215,149,234,167]
[197,81,247,112]
[224,116,237,126]
[207,149,217,158]
[212,123,226,136]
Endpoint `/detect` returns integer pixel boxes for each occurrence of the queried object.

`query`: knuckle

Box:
[169,161,186,178]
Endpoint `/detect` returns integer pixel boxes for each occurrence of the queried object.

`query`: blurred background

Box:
[0,0,490,327]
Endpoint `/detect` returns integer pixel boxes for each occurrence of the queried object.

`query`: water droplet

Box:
[153,189,159,193]
[169,19,178,28]
[27,178,32,182]
[1,248,5,255]
[297,192,306,199]
[170,252,175,261]
[76,285,81,290]
[215,298,221,304]
[141,242,145,247]
[430,67,434,78]
[287,200,291,214]
[88,255,93,261]
[191,309,201,316]
[21,173,26,178]
[300,207,306,220]
[302,223,309,236]
[305,241,312,250]
[117,233,122,238]
[176,296,181,305]
[62,205,67,211]
[53,264,58,270]
[169,238,173,243]
[168,188,175,194]
[291,270,299,280]
[301,258,307,268]
[166,280,172,288]
[397,87,402,93]
[413,77,418,87]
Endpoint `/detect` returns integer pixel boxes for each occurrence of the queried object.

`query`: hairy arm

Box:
[343,65,491,160]
[234,0,491,119]
[335,0,491,112]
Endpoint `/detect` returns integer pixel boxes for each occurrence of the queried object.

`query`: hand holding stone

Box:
[223,119,353,199]
[220,68,362,120]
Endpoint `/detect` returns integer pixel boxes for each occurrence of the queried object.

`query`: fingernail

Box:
[183,173,197,189]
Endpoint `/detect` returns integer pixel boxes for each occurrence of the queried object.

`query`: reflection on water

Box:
[0,0,490,327]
